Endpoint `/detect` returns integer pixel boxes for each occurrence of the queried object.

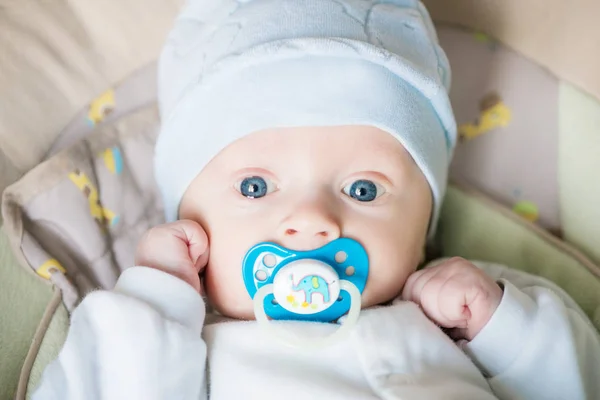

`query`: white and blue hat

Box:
[156,0,456,234]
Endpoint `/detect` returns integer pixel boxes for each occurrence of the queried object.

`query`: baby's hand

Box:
[135,220,209,294]
[401,257,503,341]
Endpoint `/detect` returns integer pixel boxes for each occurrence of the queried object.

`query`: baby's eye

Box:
[237,176,277,199]
[342,179,385,202]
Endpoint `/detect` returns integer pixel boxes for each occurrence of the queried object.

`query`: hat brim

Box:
[156,52,450,235]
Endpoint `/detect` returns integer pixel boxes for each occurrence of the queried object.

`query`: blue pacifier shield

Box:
[242,238,369,322]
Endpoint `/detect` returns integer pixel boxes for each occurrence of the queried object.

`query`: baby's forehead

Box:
[223,125,408,156]
[209,125,416,177]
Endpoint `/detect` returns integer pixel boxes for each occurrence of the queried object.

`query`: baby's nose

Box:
[277,202,341,251]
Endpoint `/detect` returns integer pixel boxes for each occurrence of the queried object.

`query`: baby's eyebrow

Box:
[351,170,394,186]
[345,150,413,182]
[227,166,276,179]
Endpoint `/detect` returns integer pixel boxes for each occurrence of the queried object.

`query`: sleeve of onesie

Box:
[461,273,600,400]
[32,267,208,400]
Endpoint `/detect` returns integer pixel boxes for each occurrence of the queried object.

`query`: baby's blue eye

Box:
[343,180,384,202]
[238,176,276,198]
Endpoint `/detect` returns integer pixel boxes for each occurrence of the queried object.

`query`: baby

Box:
[34,0,600,399]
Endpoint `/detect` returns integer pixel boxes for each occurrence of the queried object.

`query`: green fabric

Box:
[439,186,600,330]
[0,227,55,400]
[26,303,69,398]
[558,82,600,265]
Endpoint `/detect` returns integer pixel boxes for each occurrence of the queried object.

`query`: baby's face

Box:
[180,125,432,319]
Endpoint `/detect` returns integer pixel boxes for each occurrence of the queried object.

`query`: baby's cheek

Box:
[360,236,421,306]
[204,255,256,319]
[362,262,414,307]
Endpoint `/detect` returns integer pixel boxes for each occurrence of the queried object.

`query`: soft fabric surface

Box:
[423,0,600,104]
[25,303,69,399]
[0,0,182,186]
[558,82,600,265]
[32,265,600,400]
[440,26,561,234]
[0,228,58,400]
[2,106,163,312]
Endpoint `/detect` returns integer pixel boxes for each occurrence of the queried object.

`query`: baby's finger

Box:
[436,276,473,328]
[135,223,197,271]
[401,269,426,301]
[415,272,456,326]
[402,266,440,304]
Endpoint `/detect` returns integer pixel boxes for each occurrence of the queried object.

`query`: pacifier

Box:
[242,238,369,348]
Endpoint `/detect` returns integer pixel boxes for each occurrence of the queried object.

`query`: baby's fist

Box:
[402,257,503,341]
[135,220,209,293]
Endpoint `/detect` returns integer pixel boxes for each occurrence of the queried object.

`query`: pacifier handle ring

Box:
[253,280,362,350]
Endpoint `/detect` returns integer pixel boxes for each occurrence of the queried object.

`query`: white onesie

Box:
[33,262,600,399]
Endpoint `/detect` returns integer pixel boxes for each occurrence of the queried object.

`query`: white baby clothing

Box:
[33,262,600,399]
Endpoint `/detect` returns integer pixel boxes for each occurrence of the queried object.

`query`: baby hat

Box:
[156,0,456,233]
